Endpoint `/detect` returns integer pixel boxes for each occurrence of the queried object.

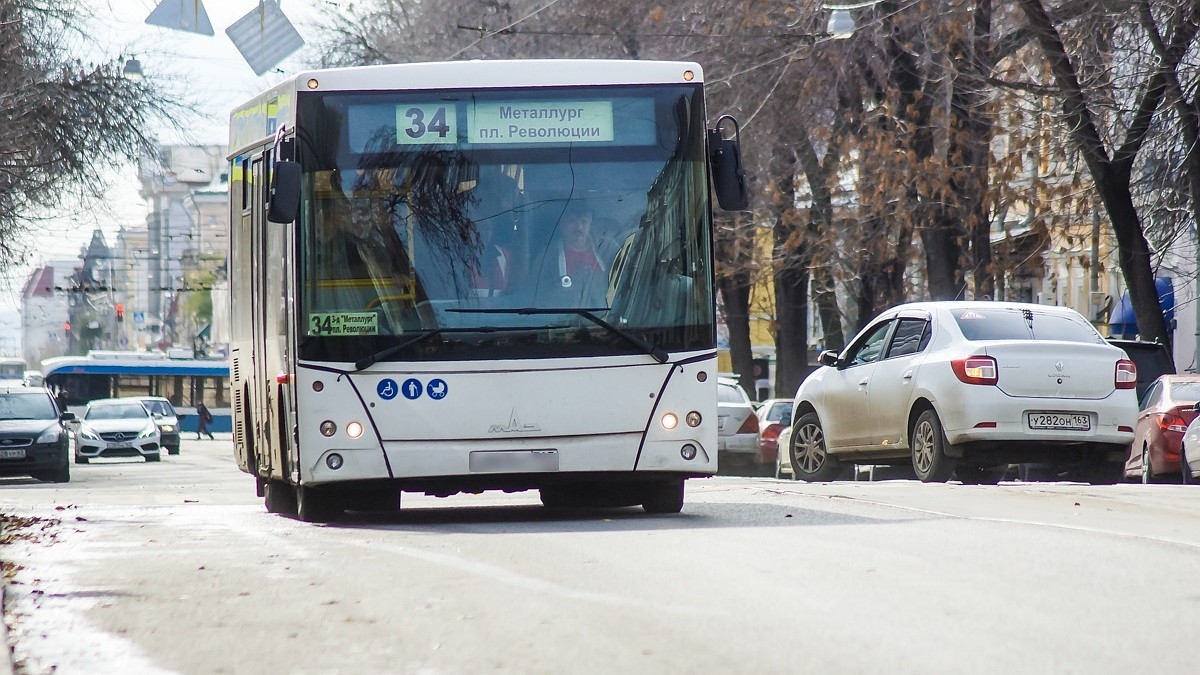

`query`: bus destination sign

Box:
[308,312,380,336]
[469,101,614,144]
[391,101,616,146]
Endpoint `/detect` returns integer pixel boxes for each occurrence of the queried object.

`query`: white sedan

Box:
[75,398,163,463]
[786,301,1138,484]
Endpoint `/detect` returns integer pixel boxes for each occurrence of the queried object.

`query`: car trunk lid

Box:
[980,342,1123,399]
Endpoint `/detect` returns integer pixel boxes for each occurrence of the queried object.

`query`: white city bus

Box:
[228,60,748,521]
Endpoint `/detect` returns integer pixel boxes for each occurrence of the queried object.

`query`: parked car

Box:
[138,396,181,455]
[0,384,73,482]
[786,301,1137,484]
[717,376,761,474]
[1124,374,1200,483]
[76,398,162,463]
[755,398,794,469]
[774,424,794,479]
[1108,338,1175,400]
[1174,400,1200,484]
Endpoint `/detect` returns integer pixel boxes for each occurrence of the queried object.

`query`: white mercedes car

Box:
[76,398,162,463]
[786,301,1138,484]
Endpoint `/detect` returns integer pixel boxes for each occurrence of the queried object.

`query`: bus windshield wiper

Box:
[448,307,668,363]
[353,329,444,372]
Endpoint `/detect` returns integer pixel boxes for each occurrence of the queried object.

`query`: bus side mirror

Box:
[708,116,750,211]
[267,160,301,224]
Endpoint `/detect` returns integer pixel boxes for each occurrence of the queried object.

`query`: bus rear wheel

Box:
[264,479,297,515]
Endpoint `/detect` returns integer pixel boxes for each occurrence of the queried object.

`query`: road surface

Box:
[2,436,1199,674]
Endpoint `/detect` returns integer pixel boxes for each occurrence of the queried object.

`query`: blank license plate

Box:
[469,450,559,473]
[0,448,26,459]
[1028,412,1091,431]
[107,442,132,449]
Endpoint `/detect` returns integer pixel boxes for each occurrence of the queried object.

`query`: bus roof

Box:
[228,59,704,157]
[40,355,230,378]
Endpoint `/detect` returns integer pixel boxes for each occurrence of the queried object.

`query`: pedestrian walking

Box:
[196,401,215,440]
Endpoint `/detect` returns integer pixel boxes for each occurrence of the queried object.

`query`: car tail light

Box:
[759,422,784,450]
[1157,413,1188,433]
[737,414,759,434]
[1115,360,1137,389]
[951,356,998,385]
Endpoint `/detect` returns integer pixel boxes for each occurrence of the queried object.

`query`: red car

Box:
[1125,374,1200,483]
[754,398,794,467]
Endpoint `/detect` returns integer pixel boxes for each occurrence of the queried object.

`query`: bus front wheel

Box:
[641,480,684,514]
[296,486,341,523]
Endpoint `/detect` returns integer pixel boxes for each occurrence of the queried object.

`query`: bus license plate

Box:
[0,448,25,459]
[1028,413,1091,431]
[469,450,559,473]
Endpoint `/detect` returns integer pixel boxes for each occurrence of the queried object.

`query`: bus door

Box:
[262,151,295,481]
[249,153,277,479]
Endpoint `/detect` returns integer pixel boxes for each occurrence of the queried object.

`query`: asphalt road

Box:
[2,437,1199,674]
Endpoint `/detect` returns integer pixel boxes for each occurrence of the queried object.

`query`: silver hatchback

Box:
[716,377,761,473]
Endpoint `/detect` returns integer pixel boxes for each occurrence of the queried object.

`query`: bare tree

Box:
[0,0,183,273]
[1016,0,1199,349]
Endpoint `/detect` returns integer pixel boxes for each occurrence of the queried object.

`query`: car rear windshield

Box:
[951,308,1103,343]
[1168,381,1200,401]
[718,383,749,404]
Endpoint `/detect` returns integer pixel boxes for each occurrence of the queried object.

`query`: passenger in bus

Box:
[466,179,517,299]
[533,201,618,308]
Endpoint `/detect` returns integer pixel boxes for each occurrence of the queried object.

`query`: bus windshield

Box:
[296,84,713,362]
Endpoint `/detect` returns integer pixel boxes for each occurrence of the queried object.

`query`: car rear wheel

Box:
[1182,444,1191,485]
[1141,446,1152,484]
[789,412,846,482]
[145,453,161,463]
[911,409,956,483]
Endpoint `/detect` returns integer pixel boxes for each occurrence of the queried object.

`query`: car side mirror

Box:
[818,350,840,367]
[60,411,76,422]
[1194,402,1200,413]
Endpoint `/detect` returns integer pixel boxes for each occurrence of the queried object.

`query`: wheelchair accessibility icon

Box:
[377,379,399,400]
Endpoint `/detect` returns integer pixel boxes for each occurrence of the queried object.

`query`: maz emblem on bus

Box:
[489,409,542,434]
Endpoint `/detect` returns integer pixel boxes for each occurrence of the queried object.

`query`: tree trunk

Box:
[717,272,755,399]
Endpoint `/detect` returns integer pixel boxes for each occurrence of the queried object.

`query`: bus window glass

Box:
[297,85,712,363]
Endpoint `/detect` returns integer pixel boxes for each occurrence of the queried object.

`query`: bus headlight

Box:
[681,444,698,460]
[346,421,364,439]
[685,411,702,427]
[661,413,679,430]
[319,420,337,437]
[326,453,344,470]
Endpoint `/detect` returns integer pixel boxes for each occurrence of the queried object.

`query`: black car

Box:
[1107,339,1175,400]
[0,385,74,482]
